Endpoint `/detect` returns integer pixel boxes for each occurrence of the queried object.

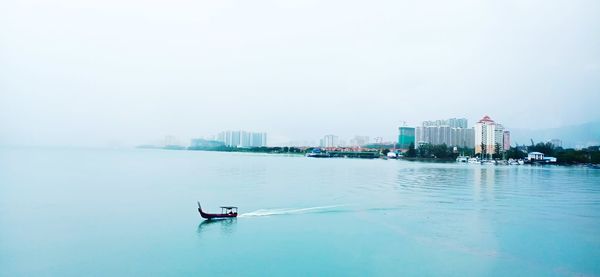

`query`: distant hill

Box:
[510,121,600,148]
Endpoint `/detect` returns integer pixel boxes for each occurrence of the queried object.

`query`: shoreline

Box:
[139,146,600,167]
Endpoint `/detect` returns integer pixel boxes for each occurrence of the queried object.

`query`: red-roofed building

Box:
[475,115,508,155]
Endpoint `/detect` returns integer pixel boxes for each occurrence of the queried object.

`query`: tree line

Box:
[401,141,600,164]
[403,142,469,159]
[522,142,600,164]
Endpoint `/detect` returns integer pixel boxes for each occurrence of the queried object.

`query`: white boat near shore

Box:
[468,158,480,164]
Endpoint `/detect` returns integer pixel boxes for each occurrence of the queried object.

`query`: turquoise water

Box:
[1,147,599,276]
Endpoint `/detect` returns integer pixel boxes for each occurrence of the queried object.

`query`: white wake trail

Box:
[239,205,347,218]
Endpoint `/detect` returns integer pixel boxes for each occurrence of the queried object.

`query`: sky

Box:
[1,0,599,146]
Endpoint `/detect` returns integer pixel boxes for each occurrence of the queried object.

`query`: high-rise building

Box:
[398,127,415,149]
[475,115,508,154]
[448,118,468,128]
[349,136,369,147]
[415,118,474,148]
[494,124,505,151]
[320,135,339,148]
[503,131,511,150]
[250,132,267,147]
[422,118,468,128]
[217,130,267,147]
[163,135,179,146]
[452,127,475,148]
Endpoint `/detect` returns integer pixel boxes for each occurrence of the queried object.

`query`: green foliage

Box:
[189,142,600,164]
[591,152,600,164]
[555,149,588,164]
[456,147,475,156]
[528,142,556,156]
[505,147,527,159]
[528,144,600,164]
[416,143,455,159]
[492,143,501,159]
[405,142,417,157]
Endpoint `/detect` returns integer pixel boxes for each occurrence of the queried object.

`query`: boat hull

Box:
[198,208,238,219]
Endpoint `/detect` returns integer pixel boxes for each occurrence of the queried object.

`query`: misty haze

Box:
[1,0,599,276]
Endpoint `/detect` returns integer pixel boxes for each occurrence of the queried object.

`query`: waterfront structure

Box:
[527,151,557,163]
[475,115,508,154]
[528,152,544,161]
[415,118,474,148]
[217,130,267,147]
[398,127,415,149]
[320,135,339,148]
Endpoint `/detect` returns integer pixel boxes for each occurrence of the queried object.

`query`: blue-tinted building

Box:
[398,127,415,149]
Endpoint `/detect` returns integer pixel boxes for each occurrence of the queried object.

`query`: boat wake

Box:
[239,205,347,218]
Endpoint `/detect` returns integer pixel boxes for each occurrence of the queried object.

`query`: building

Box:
[494,124,505,151]
[163,135,180,147]
[349,136,370,147]
[452,127,475,148]
[422,118,468,128]
[503,131,511,150]
[415,118,474,148]
[320,135,339,148]
[448,118,468,128]
[398,127,415,149]
[527,152,544,161]
[474,115,508,155]
[217,130,267,147]
[527,151,557,163]
[190,139,225,149]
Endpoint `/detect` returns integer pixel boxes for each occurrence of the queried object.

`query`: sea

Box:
[0,147,598,276]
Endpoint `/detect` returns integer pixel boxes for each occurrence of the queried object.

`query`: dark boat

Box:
[197,201,238,219]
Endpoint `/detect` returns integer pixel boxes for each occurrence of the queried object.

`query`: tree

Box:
[480,143,486,158]
[406,142,416,157]
[417,143,432,158]
[431,144,450,158]
[457,147,474,157]
[493,143,501,159]
[506,147,526,159]
[529,142,555,156]
[382,148,390,156]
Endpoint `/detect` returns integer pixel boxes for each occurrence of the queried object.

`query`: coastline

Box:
[137,146,600,167]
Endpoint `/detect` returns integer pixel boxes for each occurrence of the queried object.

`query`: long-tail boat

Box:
[197,201,238,219]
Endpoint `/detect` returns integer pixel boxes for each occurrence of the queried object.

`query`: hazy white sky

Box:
[1,0,599,146]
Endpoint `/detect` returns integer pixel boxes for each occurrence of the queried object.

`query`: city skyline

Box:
[13,114,597,149]
[1,0,599,147]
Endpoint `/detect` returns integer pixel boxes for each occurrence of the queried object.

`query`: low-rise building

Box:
[527,152,545,161]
